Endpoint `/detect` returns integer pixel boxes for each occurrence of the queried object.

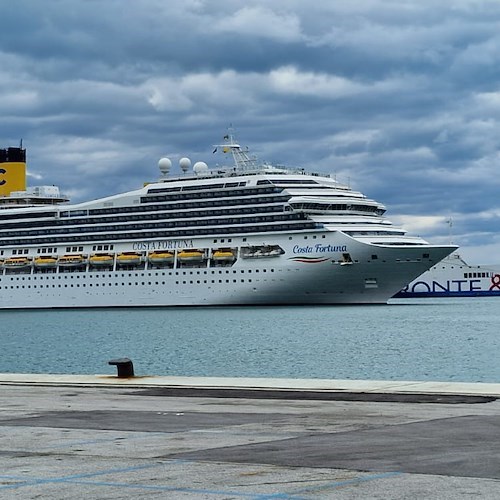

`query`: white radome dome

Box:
[193,161,209,175]
[158,157,172,175]
[180,157,191,173]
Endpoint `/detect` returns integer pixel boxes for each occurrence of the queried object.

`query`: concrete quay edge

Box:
[1,373,500,396]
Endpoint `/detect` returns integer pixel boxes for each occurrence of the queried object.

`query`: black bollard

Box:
[108,358,134,378]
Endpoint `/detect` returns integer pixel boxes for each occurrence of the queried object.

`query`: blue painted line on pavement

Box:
[0,462,399,498]
[70,479,282,498]
[0,474,303,499]
[0,463,165,490]
[251,493,307,500]
[0,464,308,499]
[288,471,403,495]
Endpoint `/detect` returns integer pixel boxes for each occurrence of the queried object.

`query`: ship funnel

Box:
[0,146,27,196]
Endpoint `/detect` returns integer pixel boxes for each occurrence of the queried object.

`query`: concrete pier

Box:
[1,374,500,499]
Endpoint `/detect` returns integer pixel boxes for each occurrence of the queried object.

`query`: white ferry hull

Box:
[394,254,500,298]
[0,232,454,309]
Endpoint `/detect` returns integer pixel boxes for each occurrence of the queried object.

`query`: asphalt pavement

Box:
[1,374,500,499]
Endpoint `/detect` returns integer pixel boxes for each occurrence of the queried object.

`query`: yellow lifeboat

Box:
[89,253,114,267]
[34,256,58,268]
[177,250,204,262]
[116,252,142,266]
[58,254,87,267]
[3,256,32,269]
[212,249,236,262]
[148,251,174,265]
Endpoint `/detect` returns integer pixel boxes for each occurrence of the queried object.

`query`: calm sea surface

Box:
[1,297,499,383]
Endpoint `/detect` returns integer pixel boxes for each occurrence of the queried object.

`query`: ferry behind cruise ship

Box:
[0,133,457,309]
[394,253,500,297]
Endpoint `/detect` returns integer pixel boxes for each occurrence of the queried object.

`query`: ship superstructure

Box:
[0,134,456,309]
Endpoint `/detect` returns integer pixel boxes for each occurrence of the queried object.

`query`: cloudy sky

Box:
[1,0,500,263]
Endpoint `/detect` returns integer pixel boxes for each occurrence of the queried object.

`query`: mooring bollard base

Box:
[108,358,134,378]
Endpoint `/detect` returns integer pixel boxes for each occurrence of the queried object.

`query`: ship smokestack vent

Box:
[0,147,26,163]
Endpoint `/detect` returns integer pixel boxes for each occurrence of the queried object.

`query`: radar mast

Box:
[213,128,259,171]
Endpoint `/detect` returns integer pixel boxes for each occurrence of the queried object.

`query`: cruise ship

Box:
[0,134,456,309]
[394,253,500,298]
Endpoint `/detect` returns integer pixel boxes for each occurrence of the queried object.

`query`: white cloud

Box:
[269,66,364,98]
[474,91,500,110]
[142,70,263,112]
[146,82,193,112]
[211,6,304,42]
[26,171,43,181]
[458,241,500,265]
[328,130,381,148]
[391,215,452,241]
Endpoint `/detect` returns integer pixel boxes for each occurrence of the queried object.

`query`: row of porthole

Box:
[1,279,264,289]
[2,283,156,289]
[0,268,279,280]
[176,280,254,285]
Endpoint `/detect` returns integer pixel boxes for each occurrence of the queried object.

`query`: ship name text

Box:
[133,240,194,251]
[402,279,482,294]
[293,244,347,254]
[401,274,500,294]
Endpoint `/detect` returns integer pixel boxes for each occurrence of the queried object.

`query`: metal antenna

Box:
[446,217,453,244]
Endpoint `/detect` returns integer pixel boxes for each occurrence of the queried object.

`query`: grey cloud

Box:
[2,0,500,260]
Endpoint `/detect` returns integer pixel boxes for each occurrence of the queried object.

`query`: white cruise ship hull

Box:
[0,137,458,309]
[0,232,454,309]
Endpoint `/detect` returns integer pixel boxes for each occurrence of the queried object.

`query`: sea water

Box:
[1,297,499,382]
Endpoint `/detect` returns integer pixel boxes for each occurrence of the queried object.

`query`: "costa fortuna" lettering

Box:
[133,240,194,251]
[293,244,347,254]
